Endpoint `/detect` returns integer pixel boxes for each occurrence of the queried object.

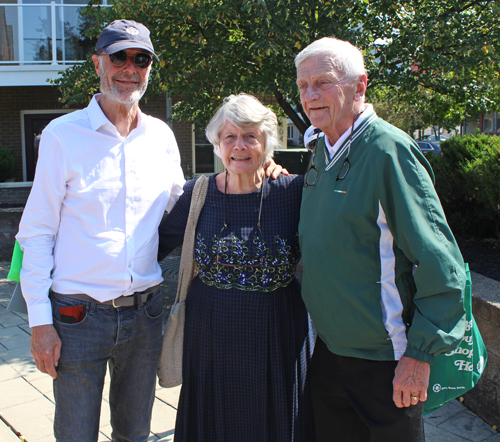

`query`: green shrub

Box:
[0,148,15,181]
[427,134,500,239]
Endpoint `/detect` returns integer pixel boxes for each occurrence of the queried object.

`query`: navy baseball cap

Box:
[95,19,159,60]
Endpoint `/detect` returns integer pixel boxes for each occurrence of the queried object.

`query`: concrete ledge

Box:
[463,271,500,428]
[0,208,23,261]
[0,183,32,209]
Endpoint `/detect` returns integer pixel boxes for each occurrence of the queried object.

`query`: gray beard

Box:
[100,67,148,105]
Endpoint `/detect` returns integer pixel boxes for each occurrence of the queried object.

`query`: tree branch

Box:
[273,88,309,135]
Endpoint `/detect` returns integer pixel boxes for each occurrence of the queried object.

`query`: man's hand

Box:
[31,324,61,379]
[264,159,289,179]
[393,355,430,408]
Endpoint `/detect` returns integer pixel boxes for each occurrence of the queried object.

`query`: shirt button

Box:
[128,263,132,268]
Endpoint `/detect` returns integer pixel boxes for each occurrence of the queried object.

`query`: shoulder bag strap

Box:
[173,175,209,305]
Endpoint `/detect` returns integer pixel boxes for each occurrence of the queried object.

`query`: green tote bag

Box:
[424,263,488,414]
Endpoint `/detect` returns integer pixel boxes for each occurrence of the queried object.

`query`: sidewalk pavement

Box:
[1,261,499,442]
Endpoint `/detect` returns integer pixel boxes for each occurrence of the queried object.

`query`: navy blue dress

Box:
[158,174,315,442]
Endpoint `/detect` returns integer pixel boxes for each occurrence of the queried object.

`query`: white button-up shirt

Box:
[17,94,185,327]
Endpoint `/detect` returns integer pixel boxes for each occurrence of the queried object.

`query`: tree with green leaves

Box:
[54,0,500,135]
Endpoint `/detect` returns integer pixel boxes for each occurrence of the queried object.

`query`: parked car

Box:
[425,135,449,142]
[417,141,442,155]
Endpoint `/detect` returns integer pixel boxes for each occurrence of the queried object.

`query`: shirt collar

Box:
[87,93,145,135]
[325,104,375,158]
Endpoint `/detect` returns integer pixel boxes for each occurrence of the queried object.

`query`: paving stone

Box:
[484,432,500,441]
[0,333,30,351]
[150,398,177,438]
[0,325,27,339]
[37,436,56,442]
[0,420,22,442]
[155,385,181,409]
[30,375,55,396]
[0,361,22,381]
[9,414,54,441]
[425,422,470,441]
[99,424,112,439]
[99,398,111,428]
[1,394,54,420]
[98,431,112,441]
[156,433,175,442]
[436,408,499,441]
[0,326,30,351]
[0,314,27,328]
[0,377,45,409]
[0,344,32,365]
[424,399,469,426]
[11,360,49,382]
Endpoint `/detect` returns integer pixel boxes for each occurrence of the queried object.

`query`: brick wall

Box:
[172,121,193,176]
[141,95,193,176]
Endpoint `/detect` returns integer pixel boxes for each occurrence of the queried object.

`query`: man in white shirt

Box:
[16,20,185,441]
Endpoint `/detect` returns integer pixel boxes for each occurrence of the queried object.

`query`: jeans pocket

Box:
[144,290,164,320]
[51,294,90,327]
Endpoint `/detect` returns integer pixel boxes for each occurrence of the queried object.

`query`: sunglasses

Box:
[107,51,153,69]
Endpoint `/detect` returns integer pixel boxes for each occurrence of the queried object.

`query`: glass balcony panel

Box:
[24,5,52,62]
[0,2,106,65]
[56,5,94,61]
[0,5,18,62]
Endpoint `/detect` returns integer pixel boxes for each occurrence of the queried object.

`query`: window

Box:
[483,118,492,133]
[193,126,217,174]
[0,0,106,65]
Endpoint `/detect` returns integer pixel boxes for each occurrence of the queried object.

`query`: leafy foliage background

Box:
[53,0,500,134]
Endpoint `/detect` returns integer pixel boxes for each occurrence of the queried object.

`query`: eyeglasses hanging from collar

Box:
[335,111,363,181]
[304,128,322,188]
[304,111,363,187]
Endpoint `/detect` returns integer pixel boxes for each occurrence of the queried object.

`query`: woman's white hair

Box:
[205,93,279,162]
[295,37,366,82]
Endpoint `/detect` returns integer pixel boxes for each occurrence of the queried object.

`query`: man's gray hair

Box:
[295,37,366,82]
[206,93,279,162]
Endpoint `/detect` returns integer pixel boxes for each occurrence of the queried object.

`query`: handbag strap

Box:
[173,175,209,305]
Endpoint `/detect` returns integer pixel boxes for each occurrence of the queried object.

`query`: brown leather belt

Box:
[53,285,161,308]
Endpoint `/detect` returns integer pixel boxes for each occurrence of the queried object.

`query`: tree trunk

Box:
[273,88,310,135]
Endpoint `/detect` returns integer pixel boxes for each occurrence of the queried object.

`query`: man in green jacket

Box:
[296,37,466,441]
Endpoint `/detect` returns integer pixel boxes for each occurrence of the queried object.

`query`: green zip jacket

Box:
[299,108,466,364]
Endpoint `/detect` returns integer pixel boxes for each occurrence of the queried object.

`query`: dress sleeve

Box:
[158,179,195,261]
[380,143,466,364]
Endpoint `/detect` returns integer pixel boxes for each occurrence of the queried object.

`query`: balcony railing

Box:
[0,2,105,66]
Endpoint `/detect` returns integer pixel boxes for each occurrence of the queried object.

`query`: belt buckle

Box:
[112,297,120,308]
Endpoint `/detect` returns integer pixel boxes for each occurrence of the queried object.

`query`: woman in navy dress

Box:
[158,93,315,442]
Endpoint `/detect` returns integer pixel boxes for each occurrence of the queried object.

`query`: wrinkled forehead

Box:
[296,53,344,81]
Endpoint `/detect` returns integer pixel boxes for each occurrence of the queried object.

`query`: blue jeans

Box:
[51,288,164,442]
